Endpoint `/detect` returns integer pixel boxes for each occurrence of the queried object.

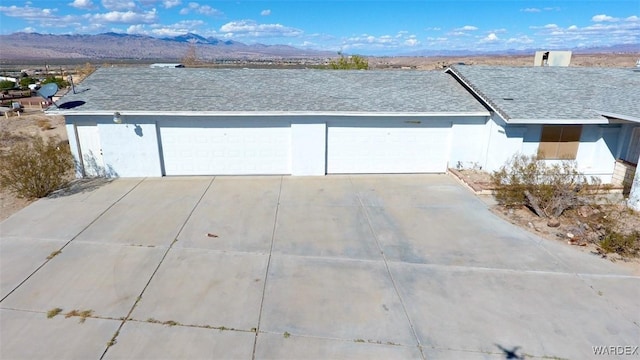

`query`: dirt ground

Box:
[0,109,67,221]
[451,169,640,274]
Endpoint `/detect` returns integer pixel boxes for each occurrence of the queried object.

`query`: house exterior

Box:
[49,67,489,177]
[50,65,639,191]
[445,65,640,185]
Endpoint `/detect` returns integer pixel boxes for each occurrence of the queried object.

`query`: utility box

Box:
[534,51,572,66]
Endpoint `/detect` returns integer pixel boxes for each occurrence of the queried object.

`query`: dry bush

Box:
[600,230,640,257]
[0,135,74,198]
[492,154,596,218]
[36,119,53,130]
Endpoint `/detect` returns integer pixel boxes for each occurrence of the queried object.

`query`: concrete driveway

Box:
[1,175,638,359]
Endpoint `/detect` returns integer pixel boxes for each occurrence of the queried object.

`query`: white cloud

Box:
[424,27,441,31]
[506,35,533,44]
[90,8,157,24]
[179,2,222,16]
[521,8,541,13]
[480,33,499,43]
[339,31,421,51]
[69,0,95,10]
[101,0,136,11]
[532,19,640,48]
[404,38,420,46]
[220,20,302,38]
[163,0,181,9]
[22,26,37,33]
[625,15,639,22]
[544,23,558,29]
[0,4,58,20]
[454,25,478,31]
[261,9,271,16]
[592,14,617,22]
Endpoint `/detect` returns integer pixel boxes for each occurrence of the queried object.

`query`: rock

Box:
[567,232,575,239]
[578,205,592,218]
[547,218,561,227]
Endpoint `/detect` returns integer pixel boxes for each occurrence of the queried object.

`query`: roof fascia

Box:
[444,66,510,123]
[49,111,491,117]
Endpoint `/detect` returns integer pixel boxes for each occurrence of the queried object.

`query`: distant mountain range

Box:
[0,32,333,61]
[0,32,638,61]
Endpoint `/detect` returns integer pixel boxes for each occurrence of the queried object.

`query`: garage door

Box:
[159,120,291,175]
[327,119,451,174]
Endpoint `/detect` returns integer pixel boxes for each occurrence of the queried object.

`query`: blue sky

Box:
[0,0,638,55]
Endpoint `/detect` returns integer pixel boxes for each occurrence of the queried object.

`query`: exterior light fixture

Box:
[113,112,123,124]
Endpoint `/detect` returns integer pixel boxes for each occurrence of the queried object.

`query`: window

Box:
[537,125,582,160]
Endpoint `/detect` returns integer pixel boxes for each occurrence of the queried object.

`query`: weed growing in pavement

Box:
[46,308,63,318]
[46,250,61,260]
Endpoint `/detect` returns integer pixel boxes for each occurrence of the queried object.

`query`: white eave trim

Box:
[506,117,610,125]
[594,110,640,124]
[46,110,491,117]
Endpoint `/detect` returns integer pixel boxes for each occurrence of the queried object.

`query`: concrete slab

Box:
[0,237,67,300]
[349,174,478,208]
[260,255,416,345]
[578,276,640,324]
[73,178,211,246]
[0,308,119,360]
[0,179,141,240]
[279,176,359,206]
[130,248,268,330]
[255,332,423,359]
[176,176,280,253]
[365,205,568,271]
[536,237,638,276]
[103,321,255,360]
[1,242,166,319]
[273,205,382,260]
[390,262,640,359]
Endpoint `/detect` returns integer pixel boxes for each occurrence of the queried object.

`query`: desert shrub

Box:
[0,135,74,198]
[600,231,640,257]
[36,119,54,130]
[492,154,596,218]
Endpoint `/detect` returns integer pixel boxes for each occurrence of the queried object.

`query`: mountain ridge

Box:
[1,32,638,61]
[0,32,332,60]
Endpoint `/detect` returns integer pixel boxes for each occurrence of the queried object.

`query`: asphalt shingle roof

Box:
[53,67,488,114]
[447,65,640,122]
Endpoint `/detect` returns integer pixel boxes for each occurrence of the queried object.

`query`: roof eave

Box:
[507,117,610,125]
[48,110,491,117]
[594,110,640,124]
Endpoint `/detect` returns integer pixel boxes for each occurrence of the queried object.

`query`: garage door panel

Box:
[327,120,451,174]
[159,122,291,176]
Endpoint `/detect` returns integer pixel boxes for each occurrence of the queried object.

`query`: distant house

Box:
[149,63,185,68]
[50,66,639,192]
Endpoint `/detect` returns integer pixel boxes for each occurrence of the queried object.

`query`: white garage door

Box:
[159,120,291,175]
[327,119,451,174]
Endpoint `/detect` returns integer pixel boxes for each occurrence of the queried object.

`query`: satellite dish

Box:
[37,83,59,108]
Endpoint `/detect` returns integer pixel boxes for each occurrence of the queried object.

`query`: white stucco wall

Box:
[628,151,640,211]
[449,117,491,170]
[291,121,326,176]
[65,123,83,178]
[574,125,620,183]
[478,120,624,183]
[482,115,526,172]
